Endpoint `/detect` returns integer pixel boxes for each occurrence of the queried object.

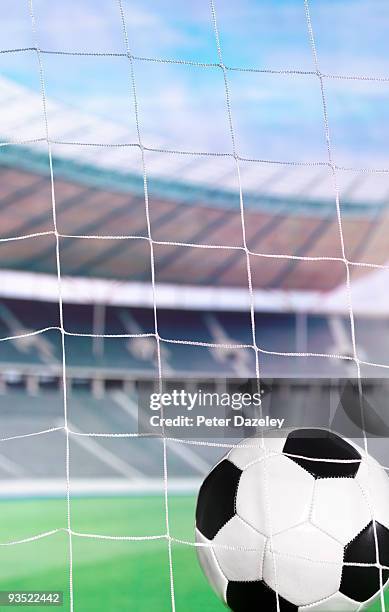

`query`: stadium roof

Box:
[0,76,388,214]
[0,76,388,310]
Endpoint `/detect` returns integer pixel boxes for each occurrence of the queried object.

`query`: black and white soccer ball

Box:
[195,428,389,611]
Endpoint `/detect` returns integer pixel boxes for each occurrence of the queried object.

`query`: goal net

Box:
[0,0,388,611]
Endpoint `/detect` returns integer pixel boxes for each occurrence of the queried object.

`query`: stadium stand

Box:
[0,74,388,498]
[0,76,387,291]
[0,297,370,378]
[0,387,225,491]
[0,143,385,290]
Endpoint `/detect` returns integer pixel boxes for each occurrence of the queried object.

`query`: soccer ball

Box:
[195,428,389,611]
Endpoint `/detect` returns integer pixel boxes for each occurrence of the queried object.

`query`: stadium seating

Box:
[0,388,223,483]
[0,298,384,377]
[0,143,386,291]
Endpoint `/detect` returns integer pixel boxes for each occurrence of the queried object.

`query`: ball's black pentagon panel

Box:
[226,580,298,612]
[196,459,242,540]
[345,521,389,566]
[340,521,389,601]
[283,428,361,479]
[340,566,389,603]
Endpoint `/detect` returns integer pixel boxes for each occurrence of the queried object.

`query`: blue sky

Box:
[0,0,389,168]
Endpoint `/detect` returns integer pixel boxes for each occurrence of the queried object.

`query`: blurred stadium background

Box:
[0,72,388,611]
[1,0,389,610]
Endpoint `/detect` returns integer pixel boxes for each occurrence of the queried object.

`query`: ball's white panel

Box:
[358,575,389,610]
[237,454,314,536]
[228,433,288,470]
[356,457,389,530]
[195,528,227,602]
[299,591,359,611]
[228,442,265,470]
[213,515,266,581]
[312,478,371,545]
[263,523,343,606]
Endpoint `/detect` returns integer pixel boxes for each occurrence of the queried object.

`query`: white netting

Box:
[0,1,386,611]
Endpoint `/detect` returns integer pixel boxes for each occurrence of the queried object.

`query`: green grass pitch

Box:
[0,496,384,611]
